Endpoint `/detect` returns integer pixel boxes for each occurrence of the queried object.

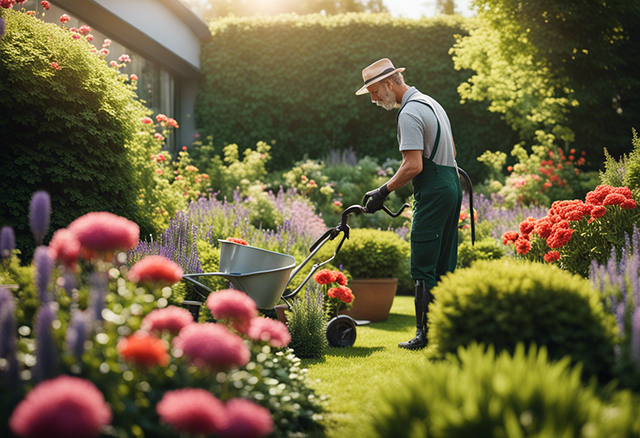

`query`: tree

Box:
[436,0,456,15]
[451,0,640,161]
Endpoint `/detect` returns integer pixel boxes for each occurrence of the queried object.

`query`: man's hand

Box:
[364,184,390,213]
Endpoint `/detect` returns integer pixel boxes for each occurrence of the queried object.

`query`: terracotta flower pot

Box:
[274,304,289,324]
[341,278,398,322]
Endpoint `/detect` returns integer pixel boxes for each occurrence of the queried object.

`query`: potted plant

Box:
[330,228,409,322]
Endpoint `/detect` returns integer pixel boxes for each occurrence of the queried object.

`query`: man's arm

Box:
[386,149,423,192]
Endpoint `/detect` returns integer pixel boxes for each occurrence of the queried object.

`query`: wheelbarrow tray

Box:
[186,240,296,310]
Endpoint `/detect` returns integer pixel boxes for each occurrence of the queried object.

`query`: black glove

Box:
[364,184,390,213]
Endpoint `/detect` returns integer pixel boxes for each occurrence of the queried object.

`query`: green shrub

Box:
[361,343,640,438]
[321,228,410,279]
[0,9,163,259]
[287,285,328,359]
[428,259,617,381]
[456,237,504,268]
[195,13,517,181]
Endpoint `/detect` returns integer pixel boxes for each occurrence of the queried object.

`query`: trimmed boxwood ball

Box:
[427,259,617,381]
[361,343,640,438]
[456,237,505,268]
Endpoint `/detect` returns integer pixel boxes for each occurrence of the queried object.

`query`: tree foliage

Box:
[451,0,640,161]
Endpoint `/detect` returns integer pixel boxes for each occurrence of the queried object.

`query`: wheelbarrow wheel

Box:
[326,315,357,348]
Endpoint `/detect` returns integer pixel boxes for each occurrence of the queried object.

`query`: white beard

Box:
[374,86,397,111]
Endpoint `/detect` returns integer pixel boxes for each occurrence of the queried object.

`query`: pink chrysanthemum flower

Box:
[173,323,250,370]
[9,375,112,438]
[142,306,193,335]
[156,388,227,436]
[247,317,290,348]
[220,398,274,438]
[117,331,170,368]
[67,212,139,253]
[48,228,81,270]
[128,255,183,285]
[206,289,257,334]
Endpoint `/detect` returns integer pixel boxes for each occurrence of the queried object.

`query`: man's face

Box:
[368,81,396,111]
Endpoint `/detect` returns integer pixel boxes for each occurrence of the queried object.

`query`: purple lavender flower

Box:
[0,288,19,383]
[88,272,107,324]
[30,191,51,245]
[0,18,5,40]
[33,305,57,382]
[65,311,88,361]
[0,226,15,259]
[34,246,53,304]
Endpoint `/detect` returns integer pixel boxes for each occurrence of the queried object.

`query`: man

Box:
[356,58,462,350]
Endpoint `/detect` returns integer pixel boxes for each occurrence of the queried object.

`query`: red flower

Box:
[327,287,338,299]
[48,228,81,270]
[206,289,257,334]
[314,269,337,285]
[41,0,49,9]
[141,116,153,124]
[50,62,60,70]
[590,205,607,219]
[0,0,14,9]
[334,271,348,286]
[336,285,354,304]
[603,193,627,206]
[78,25,91,35]
[501,231,519,245]
[142,306,193,335]
[68,212,139,253]
[173,323,250,370]
[622,199,637,210]
[130,74,138,81]
[156,114,168,123]
[247,317,290,348]
[118,331,170,368]
[533,219,553,239]
[128,255,183,285]
[220,398,273,438]
[546,228,574,249]
[227,237,248,245]
[9,375,111,438]
[514,237,532,255]
[59,14,70,23]
[519,217,536,236]
[544,251,560,263]
[156,389,227,436]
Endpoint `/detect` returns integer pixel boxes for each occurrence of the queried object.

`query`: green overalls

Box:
[397,100,463,291]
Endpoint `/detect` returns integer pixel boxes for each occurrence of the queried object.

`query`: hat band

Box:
[363,67,396,86]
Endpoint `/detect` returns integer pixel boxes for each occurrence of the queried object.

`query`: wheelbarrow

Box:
[181,202,409,348]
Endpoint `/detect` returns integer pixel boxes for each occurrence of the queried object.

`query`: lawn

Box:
[302,295,429,437]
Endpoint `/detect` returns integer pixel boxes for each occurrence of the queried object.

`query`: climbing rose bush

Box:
[503,185,640,276]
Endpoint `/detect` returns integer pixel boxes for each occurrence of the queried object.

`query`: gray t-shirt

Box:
[397,87,457,169]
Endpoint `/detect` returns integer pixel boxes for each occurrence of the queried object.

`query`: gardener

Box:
[356,58,462,350]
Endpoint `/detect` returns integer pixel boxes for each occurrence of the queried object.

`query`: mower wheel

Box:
[326,315,357,348]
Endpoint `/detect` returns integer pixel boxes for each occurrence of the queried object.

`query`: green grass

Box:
[301,295,429,437]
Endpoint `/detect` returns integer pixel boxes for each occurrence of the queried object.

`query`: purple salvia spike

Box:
[34,246,54,304]
[33,304,58,382]
[65,311,88,361]
[88,272,108,325]
[29,191,51,245]
[617,302,627,336]
[0,226,15,259]
[631,307,640,371]
[0,289,19,384]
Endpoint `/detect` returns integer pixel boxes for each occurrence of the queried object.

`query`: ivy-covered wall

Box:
[195,13,518,181]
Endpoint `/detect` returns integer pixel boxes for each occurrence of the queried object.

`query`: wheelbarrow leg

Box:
[182,300,203,322]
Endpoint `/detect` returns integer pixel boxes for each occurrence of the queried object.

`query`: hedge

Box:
[0,9,159,260]
[195,13,518,182]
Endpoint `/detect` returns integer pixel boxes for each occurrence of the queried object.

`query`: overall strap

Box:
[397,99,441,161]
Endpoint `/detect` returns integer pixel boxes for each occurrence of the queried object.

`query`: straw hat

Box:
[355,58,405,95]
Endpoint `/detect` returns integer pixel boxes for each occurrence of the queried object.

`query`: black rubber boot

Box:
[399,280,428,350]
[398,327,427,349]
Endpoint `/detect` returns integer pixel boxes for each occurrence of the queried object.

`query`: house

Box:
[26,0,210,150]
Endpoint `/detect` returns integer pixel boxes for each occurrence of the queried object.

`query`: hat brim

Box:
[355,67,405,95]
